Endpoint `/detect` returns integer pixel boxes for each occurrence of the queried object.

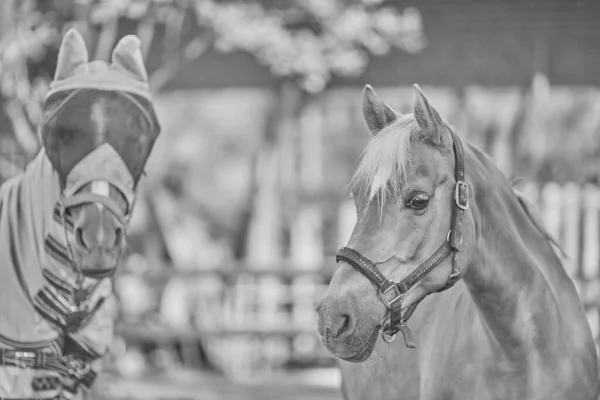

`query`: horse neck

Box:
[19,149,62,241]
[462,147,565,359]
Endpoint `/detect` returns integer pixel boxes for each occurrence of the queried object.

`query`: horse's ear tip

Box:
[117,35,142,50]
[62,28,84,42]
[362,85,377,101]
[124,35,141,45]
[413,83,423,93]
[64,28,77,36]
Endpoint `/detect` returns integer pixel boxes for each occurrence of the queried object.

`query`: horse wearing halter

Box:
[336,127,469,348]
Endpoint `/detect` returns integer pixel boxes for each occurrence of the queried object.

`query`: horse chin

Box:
[326,326,381,363]
[74,249,120,279]
[80,267,116,280]
[338,325,381,363]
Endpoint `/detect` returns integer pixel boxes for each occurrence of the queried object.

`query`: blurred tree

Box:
[0,0,427,372]
[0,0,424,240]
[178,0,426,259]
[192,0,425,93]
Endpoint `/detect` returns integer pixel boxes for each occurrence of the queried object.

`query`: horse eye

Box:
[407,195,430,210]
[57,128,74,142]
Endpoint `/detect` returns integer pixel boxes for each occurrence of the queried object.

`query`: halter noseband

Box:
[336,128,469,348]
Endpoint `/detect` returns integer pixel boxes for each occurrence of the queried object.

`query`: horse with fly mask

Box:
[0,29,160,400]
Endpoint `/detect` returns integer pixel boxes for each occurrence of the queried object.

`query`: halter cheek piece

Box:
[336,128,469,348]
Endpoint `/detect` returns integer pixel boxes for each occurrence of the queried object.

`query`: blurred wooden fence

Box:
[115,181,600,381]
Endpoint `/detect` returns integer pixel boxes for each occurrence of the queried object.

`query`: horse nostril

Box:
[114,227,123,247]
[75,227,87,250]
[315,301,323,313]
[331,314,351,339]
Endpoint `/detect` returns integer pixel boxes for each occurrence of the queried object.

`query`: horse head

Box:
[317,85,476,362]
[41,29,160,279]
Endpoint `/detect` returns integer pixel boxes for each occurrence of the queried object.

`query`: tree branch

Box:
[93,16,118,61]
[5,99,39,157]
[136,6,156,62]
[149,34,210,94]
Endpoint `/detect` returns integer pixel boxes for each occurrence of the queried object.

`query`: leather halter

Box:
[336,128,469,348]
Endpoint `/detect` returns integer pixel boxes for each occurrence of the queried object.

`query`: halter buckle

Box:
[13,352,36,369]
[454,181,469,210]
[379,282,404,310]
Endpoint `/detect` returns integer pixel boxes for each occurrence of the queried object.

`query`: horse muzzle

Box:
[74,247,120,279]
[317,296,381,362]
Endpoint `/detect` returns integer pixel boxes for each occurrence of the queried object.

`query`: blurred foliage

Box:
[192,0,424,92]
[88,0,425,92]
[0,0,427,265]
[0,0,86,178]
[0,0,424,171]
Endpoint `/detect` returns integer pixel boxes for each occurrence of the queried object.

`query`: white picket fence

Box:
[117,181,600,381]
[518,182,600,341]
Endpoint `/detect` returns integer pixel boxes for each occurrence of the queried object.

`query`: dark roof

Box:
[104,0,600,90]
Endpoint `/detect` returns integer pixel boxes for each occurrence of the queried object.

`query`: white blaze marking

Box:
[90,100,107,142]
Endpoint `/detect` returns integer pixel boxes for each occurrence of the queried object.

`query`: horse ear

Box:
[362,85,399,136]
[111,35,148,82]
[413,84,447,144]
[54,28,89,81]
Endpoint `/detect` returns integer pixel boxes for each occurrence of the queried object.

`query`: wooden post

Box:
[243,83,304,378]
[581,185,600,347]
[562,182,581,277]
[290,95,325,362]
[541,182,562,241]
[582,185,600,281]
[527,32,551,166]
[93,17,119,61]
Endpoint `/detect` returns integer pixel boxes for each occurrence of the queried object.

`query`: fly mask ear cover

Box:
[62,143,135,227]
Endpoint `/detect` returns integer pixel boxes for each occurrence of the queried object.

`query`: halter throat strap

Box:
[336,128,469,348]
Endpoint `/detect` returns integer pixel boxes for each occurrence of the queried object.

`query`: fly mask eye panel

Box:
[42,90,156,231]
[336,127,469,348]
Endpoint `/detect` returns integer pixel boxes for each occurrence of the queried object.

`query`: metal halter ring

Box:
[446,229,463,246]
[381,322,398,343]
[382,331,397,343]
[66,359,91,379]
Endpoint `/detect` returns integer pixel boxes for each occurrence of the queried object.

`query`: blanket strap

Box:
[0,349,96,389]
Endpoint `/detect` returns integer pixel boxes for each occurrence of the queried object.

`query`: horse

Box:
[317,84,599,400]
[0,29,160,399]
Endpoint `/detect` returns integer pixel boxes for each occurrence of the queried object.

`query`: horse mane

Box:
[510,177,568,260]
[349,114,423,205]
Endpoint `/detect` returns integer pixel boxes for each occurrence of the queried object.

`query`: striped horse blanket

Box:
[0,27,156,400]
[0,149,116,399]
